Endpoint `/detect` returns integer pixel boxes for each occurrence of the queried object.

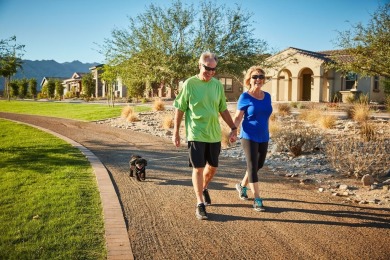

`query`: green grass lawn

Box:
[0,101,152,259]
[0,100,150,121]
[0,119,106,259]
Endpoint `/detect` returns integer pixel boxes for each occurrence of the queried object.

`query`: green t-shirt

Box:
[173,75,227,142]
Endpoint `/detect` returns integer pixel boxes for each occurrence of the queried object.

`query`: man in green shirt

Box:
[172,51,237,220]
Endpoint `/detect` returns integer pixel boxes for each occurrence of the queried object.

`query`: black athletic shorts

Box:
[188,141,221,168]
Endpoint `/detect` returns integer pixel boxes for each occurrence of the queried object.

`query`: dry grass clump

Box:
[153,99,165,111]
[351,103,370,122]
[121,106,138,122]
[126,112,139,122]
[121,106,134,119]
[161,114,174,129]
[276,103,291,116]
[360,122,376,141]
[319,115,337,129]
[298,108,322,124]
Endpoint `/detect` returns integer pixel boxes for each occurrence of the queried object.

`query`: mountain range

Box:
[0,60,100,90]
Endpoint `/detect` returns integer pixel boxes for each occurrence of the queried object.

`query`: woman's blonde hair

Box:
[243,66,265,89]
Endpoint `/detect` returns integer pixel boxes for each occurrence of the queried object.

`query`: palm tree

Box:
[0,55,23,101]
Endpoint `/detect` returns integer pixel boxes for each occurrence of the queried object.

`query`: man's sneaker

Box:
[253,198,266,212]
[203,189,211,205]
[235,183,248,200]
[195,203,208,220]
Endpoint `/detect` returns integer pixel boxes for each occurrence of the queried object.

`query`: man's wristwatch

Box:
[231,126,237,131]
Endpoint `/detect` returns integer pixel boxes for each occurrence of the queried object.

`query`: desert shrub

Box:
[357,93,369,105]
[326,102,340,110]
[269,118,282,138]
[345,95,356,104]
[37,92,48,99]
[271,122,323,157]
[332,92,342,103]
[276,103,291,116]
[296,102,306,109]
[153,99,165,111]
[351,103,370,122]
[385,95,390,111]
[162,114,174,129]
[319,115,337,129]
[121,106,134,119]
[325,135,390,178]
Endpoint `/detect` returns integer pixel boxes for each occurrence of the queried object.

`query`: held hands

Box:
[229,128,238,143]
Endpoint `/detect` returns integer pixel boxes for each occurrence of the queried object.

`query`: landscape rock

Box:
[361,174,375,186]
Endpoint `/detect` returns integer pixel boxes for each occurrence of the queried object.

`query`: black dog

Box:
[129,155,147,181]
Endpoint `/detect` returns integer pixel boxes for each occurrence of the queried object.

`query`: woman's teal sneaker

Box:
[253,198,266,212]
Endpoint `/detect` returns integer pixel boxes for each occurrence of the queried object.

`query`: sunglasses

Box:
[202,64,216,71]
[251,75,265,80]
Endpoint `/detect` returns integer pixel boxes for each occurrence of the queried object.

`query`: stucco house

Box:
[62,72,87,98]
[40,76,68,92]
[262,47,385,103]
[89,65,127,98]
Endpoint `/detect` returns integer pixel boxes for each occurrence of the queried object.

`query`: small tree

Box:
[81,73,95,101]
[28,78,37,98]
[8,80,18,98]
[46,79,56,99]
[101,65,117,107]
[18,78,28,98]
[55,80,64,100]
[332,3,390,77]
[0,36,25,101]
[127,80,146,102]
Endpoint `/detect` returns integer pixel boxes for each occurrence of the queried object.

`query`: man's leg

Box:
[203,164,217,190]
[192,167,205,204]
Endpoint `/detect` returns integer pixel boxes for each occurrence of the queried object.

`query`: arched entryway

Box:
[277,69,292,101]
[299,68,314,101]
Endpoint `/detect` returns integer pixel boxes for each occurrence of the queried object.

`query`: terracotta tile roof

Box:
[317,49,354,63]
[273,47,353,63]
[288,47,332,62]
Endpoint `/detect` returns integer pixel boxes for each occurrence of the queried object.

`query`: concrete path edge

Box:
[6,119,134,260]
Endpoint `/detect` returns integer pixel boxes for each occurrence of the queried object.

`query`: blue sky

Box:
[0,0,386,63]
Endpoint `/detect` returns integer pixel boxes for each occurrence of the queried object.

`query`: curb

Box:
[6,120,134,260]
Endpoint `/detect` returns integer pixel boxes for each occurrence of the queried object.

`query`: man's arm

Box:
[219,109,238,142]
[172,108,184,147]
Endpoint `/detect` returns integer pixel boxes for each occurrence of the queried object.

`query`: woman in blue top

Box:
[232,66,273,211]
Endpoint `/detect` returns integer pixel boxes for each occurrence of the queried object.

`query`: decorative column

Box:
[291,76,298,101]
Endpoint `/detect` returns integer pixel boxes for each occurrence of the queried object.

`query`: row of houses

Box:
[40,47,387,103]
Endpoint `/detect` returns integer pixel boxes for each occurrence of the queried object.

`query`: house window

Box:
[219,77,233,92]
[345,72,357,90]
[373,76,380,92]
